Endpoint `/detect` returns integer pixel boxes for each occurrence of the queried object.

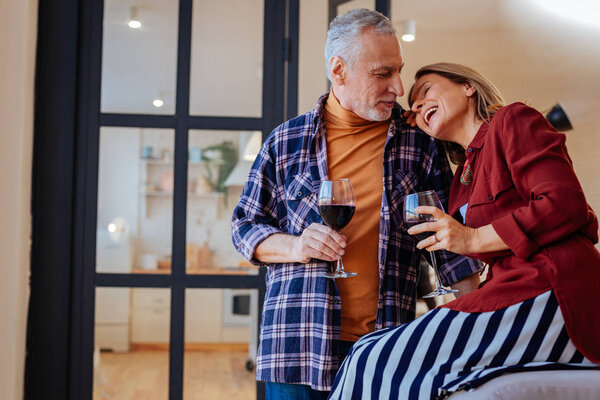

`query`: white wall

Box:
[0,0,38,398]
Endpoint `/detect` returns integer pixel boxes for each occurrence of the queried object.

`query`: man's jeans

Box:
[264,340,355,400]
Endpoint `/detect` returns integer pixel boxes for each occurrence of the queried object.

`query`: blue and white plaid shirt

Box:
[231,94,482,391]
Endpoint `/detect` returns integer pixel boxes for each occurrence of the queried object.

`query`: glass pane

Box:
[189,0,264,117]
[101,0,179,114]
[184,289,257,400]
[186,130,262,274]
[94,287,171,399]
[298,0,329,115]
[96,128,174,274]
[337,0,375,15]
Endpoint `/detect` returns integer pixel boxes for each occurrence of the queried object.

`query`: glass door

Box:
[73,0,288,399]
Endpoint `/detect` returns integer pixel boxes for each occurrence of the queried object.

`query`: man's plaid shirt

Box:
[231,94,482,391]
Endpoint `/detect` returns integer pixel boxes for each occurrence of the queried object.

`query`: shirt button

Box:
[467,147,473,153]
[333,299,341,305]
[487,194,493,201]
[296,191,303,198]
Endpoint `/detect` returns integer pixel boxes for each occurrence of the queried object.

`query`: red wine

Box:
[412,231,435,241]
[408,214,436,241]
[319,204,355,230]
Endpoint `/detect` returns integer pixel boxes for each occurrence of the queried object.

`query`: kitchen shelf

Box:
[140,158,224,166]
[142,190,224,199]
[131,267,256,275]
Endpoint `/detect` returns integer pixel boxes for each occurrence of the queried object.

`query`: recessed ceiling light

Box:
[128,6,142,29]
[128,20,142,29]
[153,91,166,108]
[399,20,416,42]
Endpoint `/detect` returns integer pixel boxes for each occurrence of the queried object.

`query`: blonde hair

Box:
[408,63,505,164]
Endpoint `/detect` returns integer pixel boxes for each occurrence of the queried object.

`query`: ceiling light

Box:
[153,92,165,108]
[400,20,416,42]
[128,6,142,29]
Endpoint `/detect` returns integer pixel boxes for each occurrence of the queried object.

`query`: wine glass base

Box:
[324,271,357,279]
[422,288,459,298]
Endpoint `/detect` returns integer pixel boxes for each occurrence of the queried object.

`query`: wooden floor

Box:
[92,275,462,400]
[93,350,255,400]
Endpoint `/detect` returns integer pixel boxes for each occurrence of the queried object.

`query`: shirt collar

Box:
[466,121,489,150]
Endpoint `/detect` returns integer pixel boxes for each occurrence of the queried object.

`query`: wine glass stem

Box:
[336,259,344,273]
[429,251,444,290]
[336,230,345,273]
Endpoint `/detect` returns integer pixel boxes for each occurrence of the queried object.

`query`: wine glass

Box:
[318,179,357,278]
[404,190,458,298]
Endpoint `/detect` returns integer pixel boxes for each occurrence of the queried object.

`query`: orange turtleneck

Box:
[324,89,390,342]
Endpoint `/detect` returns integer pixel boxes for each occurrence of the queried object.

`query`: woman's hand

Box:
[407,206,478,255]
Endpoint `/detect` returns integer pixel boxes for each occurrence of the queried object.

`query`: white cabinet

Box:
[95,287,131,352]
[185,290,223,342]
[130,288,251,344]
[131,289,170,343]
[94,232,133,352]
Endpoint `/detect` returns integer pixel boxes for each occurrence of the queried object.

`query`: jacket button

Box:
[487,194,493,201]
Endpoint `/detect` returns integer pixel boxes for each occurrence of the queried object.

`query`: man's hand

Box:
[403,109,417,127]
[254,223,347,264]
[292,223,347,263]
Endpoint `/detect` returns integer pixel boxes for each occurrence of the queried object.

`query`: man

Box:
[232,9,481,399]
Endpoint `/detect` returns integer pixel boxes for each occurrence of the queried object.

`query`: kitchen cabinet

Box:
[130,288,250,345]
[95,287,131,352]
[185,290,223,342]
[131,289,170,343]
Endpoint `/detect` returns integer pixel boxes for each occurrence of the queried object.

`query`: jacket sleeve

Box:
[490,103,595,260]
[231,139,284,265]
[422,136,484,286]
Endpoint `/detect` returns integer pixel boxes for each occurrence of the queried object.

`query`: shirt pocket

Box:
[390,169,419,231]
[284,172,319,234]
[469,168,513,207]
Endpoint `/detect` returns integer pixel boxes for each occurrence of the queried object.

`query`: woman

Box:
[328,63,600,400]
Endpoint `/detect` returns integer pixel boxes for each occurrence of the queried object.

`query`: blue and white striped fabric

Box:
[329,291,598,399]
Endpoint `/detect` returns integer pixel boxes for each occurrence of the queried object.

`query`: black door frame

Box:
[26,0,389,399]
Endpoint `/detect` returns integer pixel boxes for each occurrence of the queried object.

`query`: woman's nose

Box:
[411,101,422,113]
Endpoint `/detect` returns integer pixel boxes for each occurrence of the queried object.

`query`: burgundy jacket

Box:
[442,102,600,363]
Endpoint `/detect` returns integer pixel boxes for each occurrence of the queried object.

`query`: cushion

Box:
[449,370,600,400]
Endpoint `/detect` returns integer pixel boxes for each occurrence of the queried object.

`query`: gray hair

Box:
[324,9,396,81]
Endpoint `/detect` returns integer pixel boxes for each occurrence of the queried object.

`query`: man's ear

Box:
[329,56,346,86]
[464,83,476,97]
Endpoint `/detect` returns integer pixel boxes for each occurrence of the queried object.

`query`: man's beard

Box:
[350,96,392,121]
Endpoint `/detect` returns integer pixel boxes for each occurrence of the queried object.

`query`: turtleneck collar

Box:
[324,88,390,133]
